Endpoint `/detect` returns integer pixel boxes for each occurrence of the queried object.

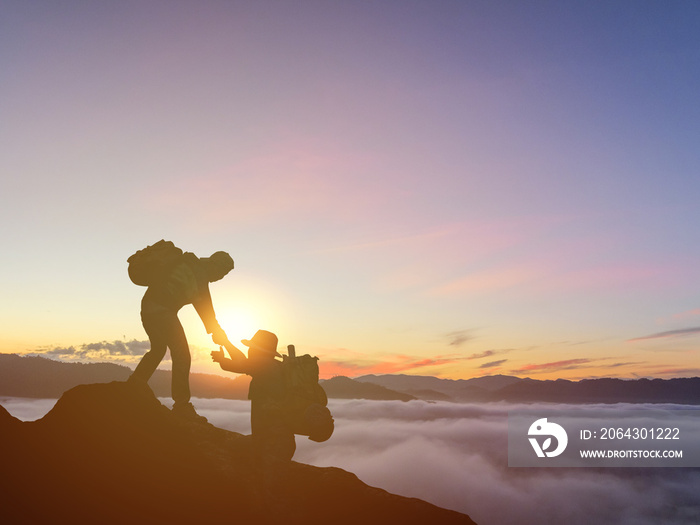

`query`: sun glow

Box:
[217,305,263,350]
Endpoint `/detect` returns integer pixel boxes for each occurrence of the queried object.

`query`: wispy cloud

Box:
[627,326,700,343]
[658,308,700,324]
[429,265,541,296]
[316,226,456,255]
[318,353,467,379]
[466,348,514,360]
[429,252,675,300]
[478,359,507,369]
[512,358,594,374]
[632,367,700,378]
[542,263,669,293]
[446,329,475,348]
[606,361,644,368]
[38,340,151,361]
[148,140,392,230]
[510,357,660,378]
[675,308,700,319]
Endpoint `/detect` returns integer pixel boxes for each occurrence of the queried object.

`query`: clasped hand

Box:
[211,347,226,363]
[211,327,231,347]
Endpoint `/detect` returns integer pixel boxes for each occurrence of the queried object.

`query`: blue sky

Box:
[2,1,700,379]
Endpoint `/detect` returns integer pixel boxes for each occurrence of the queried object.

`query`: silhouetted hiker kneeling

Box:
[213,330,297,460]
[212,329,334,462]
[127,240,234,422]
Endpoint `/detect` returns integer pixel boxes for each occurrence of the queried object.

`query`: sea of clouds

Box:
[4,397,700,525]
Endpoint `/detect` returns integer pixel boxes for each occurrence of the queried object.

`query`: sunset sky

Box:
[2,1,700,380]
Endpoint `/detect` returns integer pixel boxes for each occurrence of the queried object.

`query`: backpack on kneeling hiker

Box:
[127,240,184,286]
[282,345,334,443]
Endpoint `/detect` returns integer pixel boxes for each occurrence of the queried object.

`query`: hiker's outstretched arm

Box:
[194,288,234,350]
[211,345,249,374]
[223,341,246,362]
[192,284,221,335]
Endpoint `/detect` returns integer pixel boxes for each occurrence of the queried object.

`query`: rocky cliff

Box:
[0,381,476,525]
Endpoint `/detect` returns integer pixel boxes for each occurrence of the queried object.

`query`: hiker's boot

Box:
[172,402,208,423]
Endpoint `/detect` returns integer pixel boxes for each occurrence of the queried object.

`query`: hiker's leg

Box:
[254,427,295,514]
[130,313,168,383]
[167,315,191,405]
[254,411,296,462]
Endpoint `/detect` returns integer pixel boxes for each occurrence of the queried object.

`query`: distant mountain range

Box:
[355,373,700,404]
[0,354,250,400]
[2,354,699,404]
[321,376,416,401]
[355,374,523,401]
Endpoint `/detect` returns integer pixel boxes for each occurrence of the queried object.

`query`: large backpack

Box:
[282,345,334,442]
[127,240,184,286]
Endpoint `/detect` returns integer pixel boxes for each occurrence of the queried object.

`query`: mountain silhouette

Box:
[357,373,700,404]
[4,354,698,405]
[0,354,408,401]
[493,376,700,403]
[321,376,417,401]
[356,373,523,401]
[0,380,476,525]
[0,353,247,399]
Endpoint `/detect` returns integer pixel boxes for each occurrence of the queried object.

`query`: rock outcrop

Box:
[0,381,476,525]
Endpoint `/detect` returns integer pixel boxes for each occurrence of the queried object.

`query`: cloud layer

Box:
[6,397,700,524]
[289,400,700,525]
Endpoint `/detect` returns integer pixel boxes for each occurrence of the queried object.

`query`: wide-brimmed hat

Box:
[241,330,281,357]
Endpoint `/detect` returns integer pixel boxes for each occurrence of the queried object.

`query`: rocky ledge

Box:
[0,381,476,525]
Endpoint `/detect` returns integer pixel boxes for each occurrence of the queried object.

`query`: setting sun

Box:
[217,304,261,350]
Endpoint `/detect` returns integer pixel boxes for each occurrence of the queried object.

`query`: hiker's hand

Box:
[211,327,230,347]
[211,348,226,363]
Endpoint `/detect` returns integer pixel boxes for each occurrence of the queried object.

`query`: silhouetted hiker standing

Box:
[212,330,296,461]
[129,247,234,421]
